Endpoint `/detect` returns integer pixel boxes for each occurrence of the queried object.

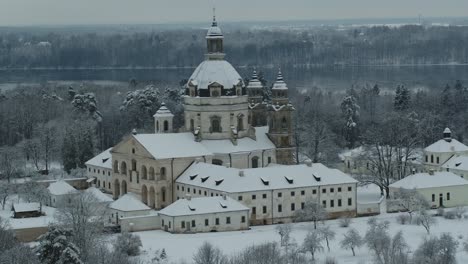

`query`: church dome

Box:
[187,60,244,90]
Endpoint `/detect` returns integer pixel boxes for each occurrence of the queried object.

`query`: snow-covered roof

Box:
[47,180,78,196]
[109,193,151,212]
[153,102,174,118]
[159,196,249,217]
[272,70,288,90]
[13,203,40,213]
[200,126,275,154]
[424,138,468,153]
[133,133,212,159]
[247,70,263,89]
[132,127,274,160]
[389,171,468,189]
[441,155,468,172]
[84,187,113,203]
[187,60,244,90]
[176,162,358,193]
[85,148,112,169]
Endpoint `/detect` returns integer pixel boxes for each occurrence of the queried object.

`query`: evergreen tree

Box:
[37,227,82,264]
[394,85,411,111]
[62,129,78,173]
[341,94,360,148]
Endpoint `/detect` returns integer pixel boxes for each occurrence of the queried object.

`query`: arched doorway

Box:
[252,156,259,168]
[149,186,156,208]
[113,179,120,199]
[121,180,127,195]
[164,120,169,132]
[141,185,148,205]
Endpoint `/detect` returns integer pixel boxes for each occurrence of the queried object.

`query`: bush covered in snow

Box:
[113,232,143,256]
[397,213,410,225]
[338,215,353,228]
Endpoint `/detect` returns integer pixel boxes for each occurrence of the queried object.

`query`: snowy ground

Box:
[135,212,468,263]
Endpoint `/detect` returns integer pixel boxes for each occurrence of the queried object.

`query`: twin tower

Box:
[154,15,295,165]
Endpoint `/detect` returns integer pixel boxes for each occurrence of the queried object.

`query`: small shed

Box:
[109,193,152,224]
[47,180,79,207]
[12,203,41,218]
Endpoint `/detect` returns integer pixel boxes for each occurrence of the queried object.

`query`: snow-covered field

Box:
[135,212,468,263]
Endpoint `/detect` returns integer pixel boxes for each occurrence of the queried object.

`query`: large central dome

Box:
[188,60,244,90]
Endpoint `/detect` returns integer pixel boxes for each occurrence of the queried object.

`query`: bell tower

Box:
[247,69,267,127]
[267,70,295,165]
[206,8,225,61]
[153,102,174,134]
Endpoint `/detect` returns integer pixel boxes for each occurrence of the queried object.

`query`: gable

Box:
[111,135,155,159]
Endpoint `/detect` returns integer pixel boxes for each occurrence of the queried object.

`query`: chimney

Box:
[239,170,244,177]
[131,128,137,135]
[186,194,192,201]
[429,169,435,176]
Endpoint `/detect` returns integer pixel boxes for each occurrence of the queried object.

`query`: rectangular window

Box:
[216,218,219,225]
[199,190,201,195]
[322,189,326,194]
[182,187,185,191]
[301,202,305,209]
[177,185,180,190]
[205,219,209,226]
[278,192,282,198]
[322,200,326,208]
[291,203,295,211]
[204,191,207,196]
[241,216,246,223]
[447,192,450,201]
[313,190,317,195]
[278,204,282,212]
[226,217,231,224]
[348,198,352,206]
[263,206,267,214]
[252,207,256,214]
[211,193,214,197]
[291,191,295,196]
[191,220,195,227]
[262,194,267,199]
[252,194,256,200]
[268,157,272,164]
[338,187,342,192]
[193,189,196,194]
[432,194,435,202]
[238,196,243,201]
[330,200,335,208]
[338,199,342,207]
[181,221,185,228]
[348,186,352,192]
[330,188,334,193]
[188,188,190,193]
[301,190,305,195]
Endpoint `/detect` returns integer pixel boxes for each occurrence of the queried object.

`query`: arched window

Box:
[431,155,434,163]
[164,120,169,132]
[149,167,155,180]
[211,117,221,133]
[190,119,195,132]
[252,156,259,168]
[156,121,159,132]
[141,165,147,180]
[160,167,167,181]
[162,188,166,202]
[212,159,223,166]
[131,159,137,171]
[121,161,127,175]
[237,115,244,131]
[281,117,288,130]
[113,160,119,173]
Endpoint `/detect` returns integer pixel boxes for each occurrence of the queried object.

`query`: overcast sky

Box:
[0,0,467,26]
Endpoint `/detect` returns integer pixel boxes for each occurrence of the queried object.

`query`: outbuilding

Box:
[12,203,41,218]
[47,180,79,207]
[389,171,468,208]
[109,193,152,224]
[158,195,250,233]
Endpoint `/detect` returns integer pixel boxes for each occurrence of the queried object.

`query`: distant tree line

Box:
[1,25,468,68]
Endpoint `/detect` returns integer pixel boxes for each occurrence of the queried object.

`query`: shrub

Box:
[397,213,410,225]
[324,256,338,264]
[339,215,352,227]
[444,211,457,220]
[436,207,445,217]
[113,232,142,256]
[454,206,466,219]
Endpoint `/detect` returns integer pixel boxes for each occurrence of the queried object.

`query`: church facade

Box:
[86,16,358,226]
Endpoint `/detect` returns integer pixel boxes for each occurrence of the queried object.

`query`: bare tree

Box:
[0,183,14,210]
[340,228,363,256]
[412,233,458,264]
[417,208,436,234]
[294,200,327,229]
[302,230,324,261]
[0,147,21,183]
[193,242,227,264]
[276,224,293,247]
[392,188,429,224]
[318,225,336,252]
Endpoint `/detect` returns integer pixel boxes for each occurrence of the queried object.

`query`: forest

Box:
[1,25,468,68]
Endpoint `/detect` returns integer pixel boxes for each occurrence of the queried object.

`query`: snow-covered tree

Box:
[302,230,324,261]
[58,247,84,264]
[341,94,360,148]
[0,244,40,264]
[417,208,436,234]
[412,233,458,264]
[21,180,49,212]
[36,226,82,264]
[318,225,336,252]
[0,182,15,210]
[113,232,143,256]
[0,218,16,252]
[392,188,429,224]
[71,92,102,122]
[340,228,363,256]
[394,85,411,111]
[276,223,293,247]
[120,84,161,129]
[294,200,327,229]
[193,242,227,264]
